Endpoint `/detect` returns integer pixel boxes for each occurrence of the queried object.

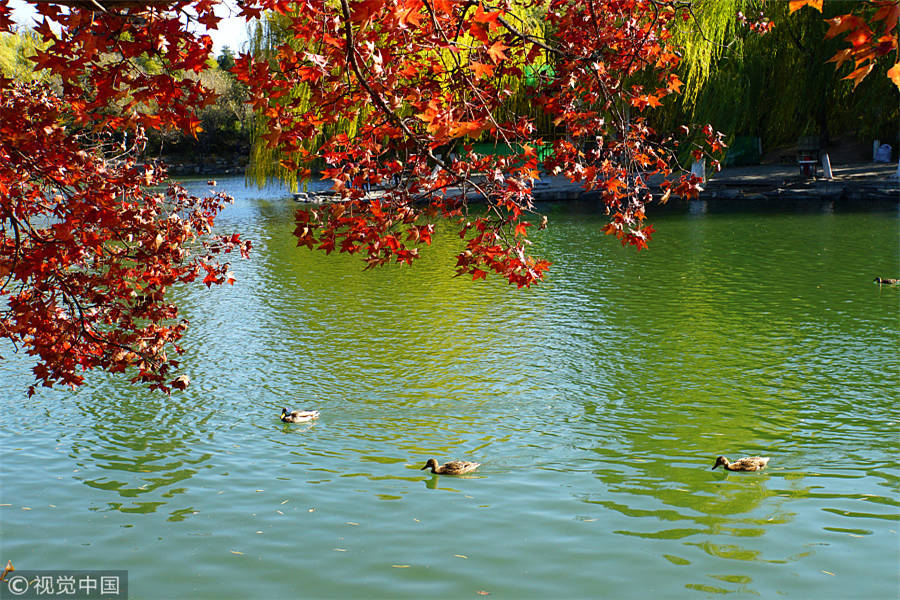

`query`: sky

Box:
[7,0,252,56]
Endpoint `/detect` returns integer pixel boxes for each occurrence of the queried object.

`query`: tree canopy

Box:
[1,0,897,394]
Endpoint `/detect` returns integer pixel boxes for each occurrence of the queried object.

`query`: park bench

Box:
[797,135,820,178]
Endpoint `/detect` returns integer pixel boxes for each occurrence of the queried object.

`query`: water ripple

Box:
[1,189,897,598]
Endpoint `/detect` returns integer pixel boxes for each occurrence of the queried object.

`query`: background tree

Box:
[217,45,236,71]
[0,26,50,82]
[655,0,898,156]
[143,49,251,166]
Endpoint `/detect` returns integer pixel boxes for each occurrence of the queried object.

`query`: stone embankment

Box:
[526,162,899,209]
[162,156,247,176]
[287,161,899,209]
[697,162,899,207]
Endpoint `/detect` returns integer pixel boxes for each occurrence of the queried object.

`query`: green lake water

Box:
[1,178,898,599]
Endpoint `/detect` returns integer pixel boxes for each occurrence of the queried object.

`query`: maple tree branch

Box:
[421,0,443,36]
[65,288,165,371]
[334,0,498,204]
[454,0,477,41]
[419,0,507,138]
[495,14,560,56]
[338,0,415,141]
[0,209,22,294]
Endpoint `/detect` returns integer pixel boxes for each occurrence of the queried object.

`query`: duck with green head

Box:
[280,407,320,423]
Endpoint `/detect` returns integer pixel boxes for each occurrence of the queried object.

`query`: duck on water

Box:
[712,455,770,472]
[420,459,480,475]
[280,408,320,423]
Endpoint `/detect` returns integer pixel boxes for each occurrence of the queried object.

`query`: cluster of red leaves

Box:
[737,11,775,36]
[234,0,718,287]
[791,0,900,89]
[0,1,249,394]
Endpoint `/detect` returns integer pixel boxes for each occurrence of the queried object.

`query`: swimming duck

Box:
[874,277,899,285]
[712,455,770,472]
[280,407,320,423]
[420,458,480,475]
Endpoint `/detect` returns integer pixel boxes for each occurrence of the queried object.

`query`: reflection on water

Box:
[63,389,216,521]
[1,177,898,599]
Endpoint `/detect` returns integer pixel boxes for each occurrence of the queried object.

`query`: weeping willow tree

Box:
[671,0,757,103]
[0,28,51,82]
[245,1,760,187]
[245,12,341,190]
[658,0,898,159]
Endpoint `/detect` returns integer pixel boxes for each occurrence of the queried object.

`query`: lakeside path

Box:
[292,162,898,207]
[700,162,899,205]
[529,161,899,205]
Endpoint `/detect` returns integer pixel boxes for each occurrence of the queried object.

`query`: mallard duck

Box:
[280,407,319,423]
[420,458,480,475]
[874,277,899,285]
[712,455,770,472]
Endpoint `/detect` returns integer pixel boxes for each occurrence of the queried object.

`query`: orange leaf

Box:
[873,2,900,31]
[487,41,509,64]
[350,0,384,22]
[847,27,873,48]
[789,0,823,14]
[432,0,453,15]
[844,63,874,87]
[397,0,425,28]
[827,48,852,67]
[604,177,625,195]
[472,269,487,280]
[514,222,529,237]
[473,4,501,29]
[825,15,864,40]
[449,121,484,139]
[469,22,489,44]
[888,62,900,90]
[667,74,683,94]
[470,61,495,79]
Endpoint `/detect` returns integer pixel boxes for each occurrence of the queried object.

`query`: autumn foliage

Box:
[1,0,895,393]
[790,0,900,89]
[0,0,250,394]
[236,0,722,287]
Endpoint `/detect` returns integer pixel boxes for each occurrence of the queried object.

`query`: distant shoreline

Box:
[164,158,899,209]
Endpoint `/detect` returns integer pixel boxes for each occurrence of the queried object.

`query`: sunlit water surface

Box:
[2,178,898,599]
